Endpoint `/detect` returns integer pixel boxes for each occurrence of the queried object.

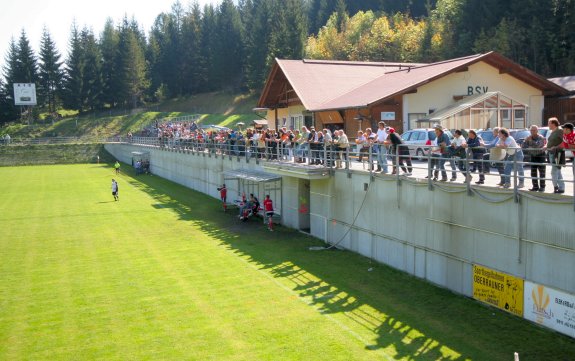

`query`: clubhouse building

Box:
[257,51,569,134]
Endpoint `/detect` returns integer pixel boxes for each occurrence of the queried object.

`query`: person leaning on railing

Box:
[562,122,575,180]
[448,129,468,182]
[546,117,565,194]
[428,125,451,181]
[387,127,412,175]
[496,128,524,189]
[309,127,323,165]
[335,129,350,169]
[464,129,486,184]
[522,125,547,192]
[483,127,505,184]
[298,126,311,163]
[355,130,369,163]
[322,129,334,167]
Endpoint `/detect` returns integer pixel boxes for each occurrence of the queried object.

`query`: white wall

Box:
[405,62,544,126]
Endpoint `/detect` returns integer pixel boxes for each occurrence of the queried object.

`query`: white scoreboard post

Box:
[13,83,37,106]
[13,83,37,124]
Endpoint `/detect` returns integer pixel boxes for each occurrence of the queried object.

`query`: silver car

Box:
[401,128,453,159]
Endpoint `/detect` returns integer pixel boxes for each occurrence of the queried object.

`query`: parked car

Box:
[401,128,453,159]
[475,128,529,145]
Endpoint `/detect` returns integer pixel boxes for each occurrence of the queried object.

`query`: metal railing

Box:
[126,136,574,208]
[0,136,115,145]
[4,135,572,208]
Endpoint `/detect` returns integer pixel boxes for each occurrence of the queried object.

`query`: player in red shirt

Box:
[263,195,274,231]
[217,184,227,212]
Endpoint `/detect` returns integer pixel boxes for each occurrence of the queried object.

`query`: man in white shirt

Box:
[375,121,389,173]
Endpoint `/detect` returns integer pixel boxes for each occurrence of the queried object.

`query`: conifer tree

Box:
[38,27,63,113]
[62,24,85,111]
[100,18,119,107]
[1,39,20,121]
[80,28,104,110]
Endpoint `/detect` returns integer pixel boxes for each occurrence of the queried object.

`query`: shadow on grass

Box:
[121,168,575,361]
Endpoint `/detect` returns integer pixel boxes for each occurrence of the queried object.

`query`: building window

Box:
[500,109,511,129]
[513,109,525,128]
[290,115,303,130]
[408,113,427,130]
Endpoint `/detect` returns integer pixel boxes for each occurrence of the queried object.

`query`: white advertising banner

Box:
[381,112,395,121]
[524,281,575,338]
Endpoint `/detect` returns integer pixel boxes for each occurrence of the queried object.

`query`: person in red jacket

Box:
[263,195,274,231]
[217,184,227,212]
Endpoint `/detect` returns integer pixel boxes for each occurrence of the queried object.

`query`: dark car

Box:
[476,128,530,163]
[476,128,528,145]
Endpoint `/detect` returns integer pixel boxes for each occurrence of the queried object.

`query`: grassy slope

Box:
[0,164,574,360]
[1,91,260,138]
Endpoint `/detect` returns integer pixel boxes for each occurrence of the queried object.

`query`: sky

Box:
[0,0,221,69]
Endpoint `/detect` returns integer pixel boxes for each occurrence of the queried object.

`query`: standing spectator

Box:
[114,161,121,174]
[298,126,311,163]
[388,128,412,175]
[292,129,302,162]
[217,184,228,212]
[484,127,505,185]
[355,130,369,162]
[111,179,119,201]
[465,130,486,184]
[562,122,575,180]
[448,129,468,182]
[335,130,350,168]
[431,125,451,181]
[375,121,389,173]
[256,130,266,159]
[309,127,323,165]
[522,125,547,192]
[263,195,274,231]
[323,129,334,167]
[365,128,377,171]
[497,128,525,189]
[546,117,565,194]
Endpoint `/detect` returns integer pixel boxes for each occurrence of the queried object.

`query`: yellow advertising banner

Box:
[472,264,524,316]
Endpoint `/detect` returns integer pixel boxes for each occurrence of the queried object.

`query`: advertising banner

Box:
[472,264,524,316]
[524,281,575,338]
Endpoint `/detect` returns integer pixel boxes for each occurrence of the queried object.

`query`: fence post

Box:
[513,154,519,203]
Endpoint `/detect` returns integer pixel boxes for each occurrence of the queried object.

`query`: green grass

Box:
[0,165,574,360]
[1,90,259,139]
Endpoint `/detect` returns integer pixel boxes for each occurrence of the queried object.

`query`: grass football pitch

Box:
[0,164,574,360]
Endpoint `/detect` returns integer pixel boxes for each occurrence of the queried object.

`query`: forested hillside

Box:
[1,0,573,124]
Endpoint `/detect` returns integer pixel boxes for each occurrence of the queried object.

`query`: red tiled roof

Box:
[268,59,423,110]
[317,54,485,111]
[260,52,569,112]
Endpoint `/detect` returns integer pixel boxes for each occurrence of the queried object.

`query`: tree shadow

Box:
[121,170,575,360]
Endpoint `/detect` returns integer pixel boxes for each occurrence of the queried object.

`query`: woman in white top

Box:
[497,128,524,188]
[448,129,468,181]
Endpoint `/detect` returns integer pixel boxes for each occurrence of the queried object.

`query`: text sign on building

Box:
[472,264,524,316]
[381,112,395,121]
[13,83,37,106]
[524,281,575,338]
